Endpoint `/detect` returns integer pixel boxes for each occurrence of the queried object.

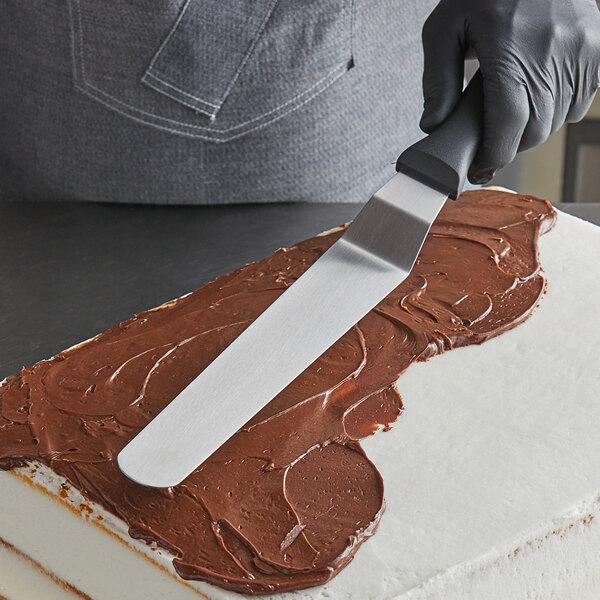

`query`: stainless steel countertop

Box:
[1,201,598,379]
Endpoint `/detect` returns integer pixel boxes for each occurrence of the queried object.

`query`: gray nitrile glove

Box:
[421,0,600,184]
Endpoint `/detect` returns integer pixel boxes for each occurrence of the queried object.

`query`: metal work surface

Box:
[1,200,598,381]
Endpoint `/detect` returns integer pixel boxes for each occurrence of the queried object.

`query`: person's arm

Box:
[420,0,600,184]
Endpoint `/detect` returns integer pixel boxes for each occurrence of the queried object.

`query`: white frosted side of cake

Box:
[0,539,82,600]
[0,466,213,600]
[0,210,599,600]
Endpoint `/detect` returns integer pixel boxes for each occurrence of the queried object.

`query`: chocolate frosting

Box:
[0,191,555,594]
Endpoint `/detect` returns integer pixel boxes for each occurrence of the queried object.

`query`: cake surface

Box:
[1,191,600,599]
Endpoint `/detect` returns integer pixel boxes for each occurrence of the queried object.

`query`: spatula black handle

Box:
[396,71,484,200]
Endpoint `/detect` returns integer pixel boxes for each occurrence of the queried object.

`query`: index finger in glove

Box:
[469,71,529,184]
[420,11,465,134]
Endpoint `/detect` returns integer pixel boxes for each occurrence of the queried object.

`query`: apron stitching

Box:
[143,0,279,114]
[67,0,80,82]
[77,62,347,134]
[350,0,355,62]
[76,0,87,81]
[70,0,351,139]
[142,71,220,115]
[75,64,346,142]
[144,0,194,75]
[145,70,220,108]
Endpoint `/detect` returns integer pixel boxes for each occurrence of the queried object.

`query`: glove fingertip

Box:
[468,165,497,185]
[419,100,454,134]
[419,112,441,134]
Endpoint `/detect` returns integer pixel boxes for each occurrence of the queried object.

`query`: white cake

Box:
[1,206,599,600]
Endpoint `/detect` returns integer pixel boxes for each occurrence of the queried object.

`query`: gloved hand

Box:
[420,0,600,184]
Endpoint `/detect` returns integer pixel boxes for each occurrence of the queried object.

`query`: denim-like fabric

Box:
[0,0,438,204]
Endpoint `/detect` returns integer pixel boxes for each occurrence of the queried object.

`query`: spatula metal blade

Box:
[118,173,447,487]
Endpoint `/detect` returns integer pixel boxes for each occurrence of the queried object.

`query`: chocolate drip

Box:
[0,191,555,594]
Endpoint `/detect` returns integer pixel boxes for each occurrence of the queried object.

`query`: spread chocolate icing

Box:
[0,190,556,594]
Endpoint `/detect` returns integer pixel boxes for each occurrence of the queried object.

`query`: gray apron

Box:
[0,0,437,204]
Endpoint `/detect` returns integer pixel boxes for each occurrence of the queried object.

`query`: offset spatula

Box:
[118,74,485,488]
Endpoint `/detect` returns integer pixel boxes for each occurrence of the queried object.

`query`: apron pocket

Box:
[68,0,354,142]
